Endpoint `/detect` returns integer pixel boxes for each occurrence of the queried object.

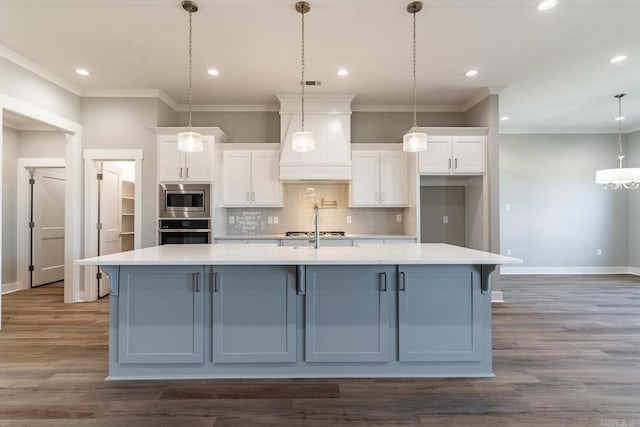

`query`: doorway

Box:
[420,186,465,246]
[30,168,66,287]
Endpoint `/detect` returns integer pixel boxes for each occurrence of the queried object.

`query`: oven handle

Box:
[158,229,211,233]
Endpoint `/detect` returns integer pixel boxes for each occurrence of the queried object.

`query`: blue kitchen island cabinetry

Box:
[82,243,520,379]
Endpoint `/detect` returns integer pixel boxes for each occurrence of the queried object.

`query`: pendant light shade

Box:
[403,128,427,152]
[178,0,203,153]
[595,94,640,190]
[293,1,314,153]
[177,131,203,152]
[403,2,427,153]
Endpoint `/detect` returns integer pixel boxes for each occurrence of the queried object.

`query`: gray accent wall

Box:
[81,97,159,248]
[500,134,629,268]
[627,130,640,270]
[178,111,280,144]
[0,58,81,123]
[352,112,466,143]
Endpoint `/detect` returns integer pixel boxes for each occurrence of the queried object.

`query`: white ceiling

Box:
[0,0,639,133]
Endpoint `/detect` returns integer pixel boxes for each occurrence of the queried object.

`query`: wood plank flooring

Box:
[1,276,639,426]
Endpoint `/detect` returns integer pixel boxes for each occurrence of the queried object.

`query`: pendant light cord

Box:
[412,9,417,129]
[616,94,626,168]
[300,6,306,132]
[187,9,194,132]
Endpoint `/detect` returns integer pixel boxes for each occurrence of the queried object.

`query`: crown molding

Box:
[500,128,617,135]
[352,104,466,113]
[0,44,81,96]
[176,104,279,112]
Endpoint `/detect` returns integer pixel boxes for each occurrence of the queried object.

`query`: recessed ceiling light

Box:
[610,55,628,64]
[337,68,349,77]
[207,68,220,76]
[464,69,478,77]
[537,0,557,11]
[75,68,90,76]
[614,116,625,121]
[500,116,510,121]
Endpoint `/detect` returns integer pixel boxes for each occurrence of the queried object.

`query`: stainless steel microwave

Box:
[159,184,210,218]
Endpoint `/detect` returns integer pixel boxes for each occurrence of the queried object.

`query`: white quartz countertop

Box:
[76,243,522,266]
[214,234,415,240]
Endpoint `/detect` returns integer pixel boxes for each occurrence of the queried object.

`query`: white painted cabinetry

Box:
[222,150,282,207]
[157,136,214,182]
[418,136,485,175]
[351,150,407,207]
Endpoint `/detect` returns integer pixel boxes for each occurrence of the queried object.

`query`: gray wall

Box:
[179,112,280,144]
[351,112,466,143]
[81,97,159,248]
[500,134,629,268]
[0,57,81,123]
[627,129,640,269]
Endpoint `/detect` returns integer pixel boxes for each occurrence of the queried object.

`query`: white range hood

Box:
[277,94,354,180]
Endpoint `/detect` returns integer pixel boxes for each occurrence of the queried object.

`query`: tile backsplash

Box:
[226,183,405,235]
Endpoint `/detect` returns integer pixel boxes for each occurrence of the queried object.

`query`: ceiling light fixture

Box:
[610,55,628,64]
[75,68,90,76]
[207,68,220,76]
[337,68,349,77]
[177,0,203,153]
[595,93,640,190]
[537,0,557,11]
[291,2,314,153]
[403,1,427,153]
[464,69,478,77]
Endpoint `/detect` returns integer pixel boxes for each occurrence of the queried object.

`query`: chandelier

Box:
[595,93,640,190]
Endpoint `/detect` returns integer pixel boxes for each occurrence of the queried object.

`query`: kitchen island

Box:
[76,243,520,380]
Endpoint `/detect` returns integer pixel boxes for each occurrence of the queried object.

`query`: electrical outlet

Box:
[506,204,511,212]
[443,216,449,224]
[506,249,512,256]
[273,216,279,224]
[597,248,602,256]
[396,214,402,223]
[267,216,273,224]
[228,216,234,225]
[346,215,352,224]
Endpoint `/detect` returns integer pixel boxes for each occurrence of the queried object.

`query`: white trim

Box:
[491,291,504,303]
[0,44,81,96]
[1,282,20,295]
[184,104,279,112]
[629,267,640,276]
[83,149,144,301]
[501,266,632,275]
[16,158,66,295]
[500,128,618,135]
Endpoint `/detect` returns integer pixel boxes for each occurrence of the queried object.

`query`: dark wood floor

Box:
[1,276,639,426]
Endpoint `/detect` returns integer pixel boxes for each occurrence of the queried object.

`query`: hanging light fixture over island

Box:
[595,93,640,190]
[291,1,315,153]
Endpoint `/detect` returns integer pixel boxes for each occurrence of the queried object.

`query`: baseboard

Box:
[491,291,504,303]
[501,266,632,275]
[2,282,21,295]
[629,267,640,276]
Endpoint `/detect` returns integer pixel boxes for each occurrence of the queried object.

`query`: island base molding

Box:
[104,263,494,380]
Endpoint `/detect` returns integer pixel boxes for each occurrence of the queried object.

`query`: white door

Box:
[350,151,380,206]
[31,168,66,287]
[379,151,408,206]
[222,151,252,206]
[418,137,452,174]
[251,151,281,206]
[98,162,122,297]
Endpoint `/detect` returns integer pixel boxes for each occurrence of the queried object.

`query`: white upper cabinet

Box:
[222,150,282,207]
[351,150,407,207]
[153,127,228,183]
[418,135,486,175]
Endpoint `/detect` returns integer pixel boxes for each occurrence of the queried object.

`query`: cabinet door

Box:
[212,266,297,363]
[185,139,213,181]
[350,151,380,206]
[118,266,205,364]
[251,151,282,206]
[379,151,408,206]
[418,136,452,174]
[452,136,486,174]
[305,265,391,362]
[222,151,252,206]
[398,265,482,362]
[158,138,187,181]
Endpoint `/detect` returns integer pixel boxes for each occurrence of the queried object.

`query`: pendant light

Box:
[291,1,315,153]
[177,0,203,152]
[595,94,640,190]
[403,2,427,152]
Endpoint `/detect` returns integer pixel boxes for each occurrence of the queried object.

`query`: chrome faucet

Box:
[310,198,337,249]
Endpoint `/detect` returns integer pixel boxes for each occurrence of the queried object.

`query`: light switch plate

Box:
[346,215,352,224]
[228,216,234,225]
[396,214,402,223]
[267,216,273,224]
[273,216,279,224]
